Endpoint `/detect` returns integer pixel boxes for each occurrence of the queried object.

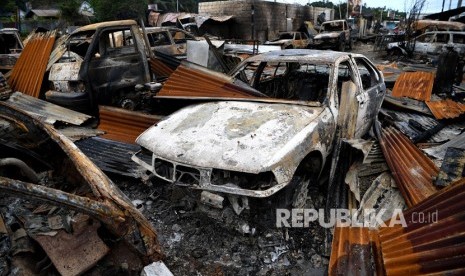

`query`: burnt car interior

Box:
[0,32,22,54]
[235,61,330,103]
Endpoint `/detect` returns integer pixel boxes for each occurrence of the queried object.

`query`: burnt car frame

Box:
[133,49,385,212]
[0,28,23,73]
[312,20,353,51]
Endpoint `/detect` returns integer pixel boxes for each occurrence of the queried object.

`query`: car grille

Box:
[154,157,203,186]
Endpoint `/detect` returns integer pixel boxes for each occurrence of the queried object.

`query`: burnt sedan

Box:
[133,50,385,214]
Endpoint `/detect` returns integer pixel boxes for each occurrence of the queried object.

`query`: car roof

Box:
[72,20,137,34]
[422,31,465,35]
[243,49,350,64]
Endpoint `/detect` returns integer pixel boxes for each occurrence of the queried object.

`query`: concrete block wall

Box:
[199,0,334,42]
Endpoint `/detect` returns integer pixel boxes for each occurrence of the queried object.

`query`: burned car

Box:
[145,27,199,59]
[265,31,312,49]
[312,20,353,51]
[133,50,385,214]
[386,31,465,57]
[0,28,23,73]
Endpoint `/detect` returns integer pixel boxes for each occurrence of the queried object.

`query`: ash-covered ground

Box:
[116,175,330,275]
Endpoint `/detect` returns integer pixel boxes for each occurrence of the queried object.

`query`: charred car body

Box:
[46,20,154,112]
[312,20,353,51]
[0,28,23,73]
[265,31,313,49]
[132,49,385,215]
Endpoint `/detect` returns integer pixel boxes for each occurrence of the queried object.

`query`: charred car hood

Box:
[265,39,292,45]
[137,101,324,174]
[314,32,340,40]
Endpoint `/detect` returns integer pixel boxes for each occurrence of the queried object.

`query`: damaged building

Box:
[199,0,334,41]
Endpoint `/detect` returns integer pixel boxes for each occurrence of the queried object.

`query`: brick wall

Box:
[199,0,334,41]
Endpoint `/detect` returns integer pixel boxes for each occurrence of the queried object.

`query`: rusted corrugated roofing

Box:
[331,178,465,276]
[150,57,175,79]
[329,226,383,276]
[377,126,439,207]
[425,99,465,120]
[157,62,263,98]
[8,31,56,98]
[3,92,92,126]
[98,105,162,144]
[379,177,465,275]
[391,71,434,101]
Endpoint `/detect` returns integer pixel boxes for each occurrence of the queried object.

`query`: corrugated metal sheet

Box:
[434,147,465,187]
[76,137,143,178]
[377,126,439,207]
[425,99,465,120]
[424,132,465,160]
[381,108,463,143]
[8,31,56,98]
[157,62,263,99]
[391,71,434,101]
[331,178,465,276]
[379,177,465,275]
[2,91,92,126]
[329,226,382,276]
[98,105,162,144]
[150,57,175,79]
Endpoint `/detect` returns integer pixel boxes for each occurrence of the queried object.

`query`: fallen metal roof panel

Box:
[381,107,464,143]
[76,137,142,178]
[377,125,439,207]
[150,57,175,79]
[425,99,465,120]
[98,105,162,144]
[392,71,434,101]
[379,178,465,275]
[329,226,382,276]
[423,132,465,160]
[2,92,92,126]
[7,31,56,98]
[434,147,465,187]
[157,63,263,98]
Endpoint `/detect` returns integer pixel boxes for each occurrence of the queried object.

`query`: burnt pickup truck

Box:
[0,28,23,73]
[132,50,385,214]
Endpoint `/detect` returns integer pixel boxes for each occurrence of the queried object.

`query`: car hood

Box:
[314,32,340,40]
[265,39,292,45]
[136,101,324,174]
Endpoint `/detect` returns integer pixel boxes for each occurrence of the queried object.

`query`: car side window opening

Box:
[435,33,449,43]
[335,61,355,104]
[354,58,380,90]
[147,32,171,46]
[249,61,330,102]
[453,34,465,44]
[98,29,137,57]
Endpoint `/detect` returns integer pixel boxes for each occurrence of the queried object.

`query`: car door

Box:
[84,26,148,105]
[352,57,385,137]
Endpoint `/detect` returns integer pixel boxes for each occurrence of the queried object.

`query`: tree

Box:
[90,0,149,21]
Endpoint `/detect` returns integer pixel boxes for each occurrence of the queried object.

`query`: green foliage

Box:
[90,0,149,21]
[58,0,81,23]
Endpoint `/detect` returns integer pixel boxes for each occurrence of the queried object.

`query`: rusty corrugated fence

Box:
[425,99,465,120]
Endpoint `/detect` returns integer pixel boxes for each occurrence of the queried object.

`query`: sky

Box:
[275,0,462,14]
